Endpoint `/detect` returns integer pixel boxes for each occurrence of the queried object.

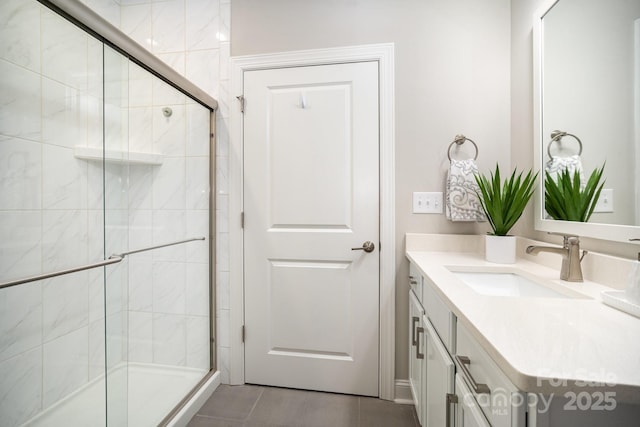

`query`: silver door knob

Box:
[351,241,375,253]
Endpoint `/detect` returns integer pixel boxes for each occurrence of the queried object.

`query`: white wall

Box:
[231,0,512,381]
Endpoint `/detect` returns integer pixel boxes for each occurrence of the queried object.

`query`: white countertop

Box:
[406,236,640,403]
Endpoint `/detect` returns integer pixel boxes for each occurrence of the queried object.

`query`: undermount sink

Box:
[449,268,587,299]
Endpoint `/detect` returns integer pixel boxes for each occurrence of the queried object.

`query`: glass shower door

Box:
[0,2,109,425]
[101,45,213,427]
[1,1,213,426]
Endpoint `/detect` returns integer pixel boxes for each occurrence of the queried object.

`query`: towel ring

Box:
[547,130,582,160]
[447,134,478,161]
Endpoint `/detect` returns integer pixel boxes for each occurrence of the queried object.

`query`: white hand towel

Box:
[445,159,485,222]
[545,155,586,189]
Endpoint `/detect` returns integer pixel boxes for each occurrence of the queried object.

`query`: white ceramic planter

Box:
[485,235,516,264]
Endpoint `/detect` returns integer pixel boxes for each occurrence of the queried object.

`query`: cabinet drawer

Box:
[455,373,491,427]
[455,322,526,427]
[409,262,423,304]
[423,274,455,353]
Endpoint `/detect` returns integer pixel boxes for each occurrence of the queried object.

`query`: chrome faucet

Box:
[525,235,586,282]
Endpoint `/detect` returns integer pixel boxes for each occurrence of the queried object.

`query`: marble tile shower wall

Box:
[122,60,212,370]
[79,0,215,378]
[103,0,232,383]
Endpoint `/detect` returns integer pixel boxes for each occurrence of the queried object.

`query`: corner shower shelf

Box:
[74,146,164,165]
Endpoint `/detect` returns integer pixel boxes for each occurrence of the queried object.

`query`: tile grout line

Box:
[191,413,243,423]
[243,386,266,423]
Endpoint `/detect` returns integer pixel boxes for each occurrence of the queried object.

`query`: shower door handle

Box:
[351,241,375,253]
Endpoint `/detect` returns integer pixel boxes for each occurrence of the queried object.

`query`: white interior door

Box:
[243,61,380,396]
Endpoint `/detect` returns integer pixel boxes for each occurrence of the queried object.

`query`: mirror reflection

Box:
[541,0,640,226]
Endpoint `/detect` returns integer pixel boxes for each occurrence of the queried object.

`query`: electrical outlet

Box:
[413,192,443,214]
[594,188,613,213]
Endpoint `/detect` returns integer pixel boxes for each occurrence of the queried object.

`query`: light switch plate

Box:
[594,188,613,213]
[413,192,443,214]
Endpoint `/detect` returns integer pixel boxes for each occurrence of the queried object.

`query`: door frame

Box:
[229,43,396,400]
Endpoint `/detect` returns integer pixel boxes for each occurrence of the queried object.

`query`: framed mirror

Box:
[533,0,640,242]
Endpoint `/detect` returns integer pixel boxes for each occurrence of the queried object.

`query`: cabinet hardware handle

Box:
[416,326,425,359]
[446,393,458,427]
[411,316,419,346]
[409,275,418,285]
[455,355,490,394]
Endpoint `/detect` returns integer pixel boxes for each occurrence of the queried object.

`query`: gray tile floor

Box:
[187,384,419,427]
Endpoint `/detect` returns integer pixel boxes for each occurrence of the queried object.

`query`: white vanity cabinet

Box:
[407,239,640,427]
[408,263,456,426]
[409,261,527,427]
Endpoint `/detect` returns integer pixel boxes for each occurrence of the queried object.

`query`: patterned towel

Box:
[445,159,485,222]
[545,155,586,189]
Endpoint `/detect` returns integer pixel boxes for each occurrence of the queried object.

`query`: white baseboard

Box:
[394,379,414,405]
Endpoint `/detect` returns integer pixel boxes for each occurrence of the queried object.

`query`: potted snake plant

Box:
[474,164,538,263]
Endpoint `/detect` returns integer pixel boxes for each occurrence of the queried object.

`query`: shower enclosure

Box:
[0,1,216,426]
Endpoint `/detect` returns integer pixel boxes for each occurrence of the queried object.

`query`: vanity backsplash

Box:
[406,233,633,291]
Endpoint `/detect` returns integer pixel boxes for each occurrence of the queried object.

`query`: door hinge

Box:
[236,95,245,113]
[241,325,245,343]
[241,212,244,228]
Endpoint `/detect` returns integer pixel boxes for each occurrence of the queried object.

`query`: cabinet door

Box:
[455,374,491,427]
[409,262,423,303]
[424,317,455,427]
[456,322,526,427]
[409,290,425,425]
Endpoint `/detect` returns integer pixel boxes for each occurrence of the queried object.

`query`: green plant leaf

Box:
[544,164,605,222]
[474,164,538,236]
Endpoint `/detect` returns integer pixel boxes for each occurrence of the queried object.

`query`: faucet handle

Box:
[566,235,580,244]
[548,232,579,248]
[580,250,588,262]
[564,236,587,262]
